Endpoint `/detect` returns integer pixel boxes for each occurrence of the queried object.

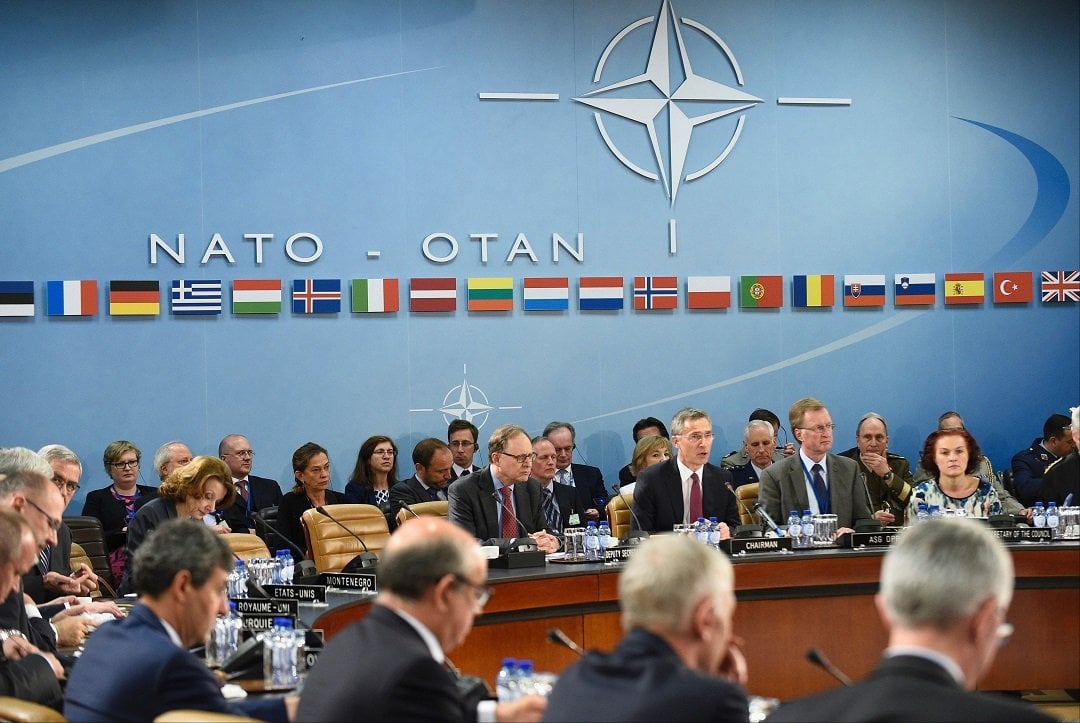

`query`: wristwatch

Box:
[882,471,894,481]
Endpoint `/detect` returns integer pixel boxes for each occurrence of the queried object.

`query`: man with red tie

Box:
[217,434,283,534]
[632,408,740,534]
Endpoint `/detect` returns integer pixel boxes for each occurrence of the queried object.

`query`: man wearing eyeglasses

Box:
[758,397,873,535]
[299,516,546,722]
[632,408,741,534]
[448,424,560,553]
[217,434,283,534]
[448,419,482,480]
[767,518,1054,722]
[543,421,607,523]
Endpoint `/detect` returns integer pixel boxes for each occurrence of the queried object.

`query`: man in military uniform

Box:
[838,413,914,526]
[1040,406,1078,505]
[1010,413,1075,507]
[720,408,794,468]
[727,420,778,489]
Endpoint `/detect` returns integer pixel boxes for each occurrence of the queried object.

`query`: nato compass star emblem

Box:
[409,365,522,430]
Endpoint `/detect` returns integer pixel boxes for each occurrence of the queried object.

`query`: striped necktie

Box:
[38,545,50,574]
[543,487,560,532]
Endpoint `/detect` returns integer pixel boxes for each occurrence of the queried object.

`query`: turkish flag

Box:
[992,271,1033,303]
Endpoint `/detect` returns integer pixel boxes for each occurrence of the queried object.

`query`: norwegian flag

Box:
[1040,271,1080,303]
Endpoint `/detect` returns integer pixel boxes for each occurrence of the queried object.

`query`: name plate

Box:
[726,537,793,555]
[848,530,899,548]
[263,583,327,603]
[238,612,297,633]
[320,572,377,593]
[232,598,299,617]
[602,546,634,562]
[990,527,1053,543]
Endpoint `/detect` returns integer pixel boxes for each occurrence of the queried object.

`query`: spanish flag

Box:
[944,273,984,305]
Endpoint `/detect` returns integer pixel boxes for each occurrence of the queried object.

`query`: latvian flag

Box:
[894,273,936,306]
[467,277,513,312]
[46,280,97,316]
[292,279,341,314]
[579,277,624,311]
[109,280,160,315]
[232,280,282,314]
[171,280,222,315]
[410,278,456,312]
[1040,271,1080,303]
[633,276,678,310]
[352,279,399,313]
[522,277,569,311]
[0,281,34,317]
[843,275,886,307]
[943,273,984,305]
[792,274,835,308]
[686,276,731,309]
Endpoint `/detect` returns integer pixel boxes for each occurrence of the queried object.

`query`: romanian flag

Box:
[992,272,1032,304]
[522,277,569,311]
[467,277,513,312]
[843,275,886,307]
[232,280,282,314]
[739,275,783,308]
[410,278,457,312]
[46,280,97,316]
[579,277,624,311]
[633,276,678,310]
[352,279,399,313]
[894,273,936,306]
[944,273,984,305]
[686,276,731,309]
[792,274,835,308]
[109,280,160,315]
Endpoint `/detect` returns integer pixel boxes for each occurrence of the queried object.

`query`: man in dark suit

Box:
[64,519,290,722]
[531,437,580,533]
[768,518,1054,722]
[545,533,749,722]
[217,434,283,533]
[390,438,454,518]
[632,408,740,534]
[299,516,545,722]
[447,424,560,553]
[448,419,482,480]
[544,421,608,523]
[758,397,872,534]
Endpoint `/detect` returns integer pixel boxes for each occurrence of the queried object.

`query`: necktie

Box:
[543,487,559,532]
[811,464,829,513]
[558,469,574,487]
[499,486,517,538]
[428,486,441,501]
[38,545,50,574]
[236,479,249,503]
[688,472,703,522]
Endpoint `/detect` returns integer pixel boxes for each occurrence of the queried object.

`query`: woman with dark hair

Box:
[278,442,347,556]
[343,436,399,519]
[907,429,1003,520]
[117,456,234,595]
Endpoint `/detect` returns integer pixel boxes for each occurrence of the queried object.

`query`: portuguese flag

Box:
[739,275,783,308]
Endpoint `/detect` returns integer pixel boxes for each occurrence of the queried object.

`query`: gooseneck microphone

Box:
[546,628,585,657]
[750,501,783,535]
[806,647,853,686]
[314,506,379,570]
[399,501,421,520]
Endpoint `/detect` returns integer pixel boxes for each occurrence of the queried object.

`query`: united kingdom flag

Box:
[1040,271,1080,303]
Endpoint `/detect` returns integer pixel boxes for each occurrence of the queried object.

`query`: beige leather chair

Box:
[67,542,101,599]
[301,504,390,573]
[605,494,633,539]
[223,533,271,562]
[0,696,66,722]
[154,711,259,722]
[394,500,449,527]
[736,483,760,526]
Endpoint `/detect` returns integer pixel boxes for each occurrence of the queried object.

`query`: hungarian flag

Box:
[633,276,678,310]
[410,278,456,312]
[992,272,1033,304]
[0,281,34,317]
[579,277,624,311]
[467,277,513,312]
[894,273,936,306]
[843,275,886,307]
[792,274,835,308]
[686,276,731,309]
[352,278,399,313]
[46,280,97,316]
[232,280,282,314]
[739,275,782,308]
[292,279,341,314]
[522,277,569,311]
[944,273,984,305]
[1040,271,1080,302]
[109,280,160,315]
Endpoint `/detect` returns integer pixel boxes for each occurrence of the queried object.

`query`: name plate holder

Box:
[320,572,377,593]
[602,546,635,563]
[725,536,793,555]
[990,527,1053,543]
[263,583,327,604]
[847,530,900,548]
[489,550,546,569]
[232,598,299,617]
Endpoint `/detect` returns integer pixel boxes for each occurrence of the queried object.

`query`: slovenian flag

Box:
[522,277,569,311]
[843,275,886,307]
[894,273,936,306]
[633,276,678,310]
[46,280,97,316]
[792,274,835,308]
[579,277,624,311]
[352,279,399,313]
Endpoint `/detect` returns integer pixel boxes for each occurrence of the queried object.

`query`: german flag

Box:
[109,280,160,315]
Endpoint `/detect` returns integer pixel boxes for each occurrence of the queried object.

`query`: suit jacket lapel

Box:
[788,457,811,512]
[664,460,684,524]
[479,472,500,539]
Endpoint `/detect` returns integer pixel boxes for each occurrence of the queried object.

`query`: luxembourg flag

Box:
[46,280,98,316]
[843,274,886,307]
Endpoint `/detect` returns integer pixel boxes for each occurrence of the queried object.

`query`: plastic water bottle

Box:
[263,618,301,689]
[929,504,942,519]
[1046,502,1060,538]
[584,522,600,561]
[915,503,929,522]
[515,659,535,697]
[275,549,293,584]
[693,517,708,544]
[1032,502,1046,528]
[787,511,802,546]
[708,516,722,549]
[800,510,814,548]
[207,601,243,666]
[496,658,517,702]
[597,520,611,560]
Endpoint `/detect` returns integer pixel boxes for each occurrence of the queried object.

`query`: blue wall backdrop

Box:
[2,1,1077,511]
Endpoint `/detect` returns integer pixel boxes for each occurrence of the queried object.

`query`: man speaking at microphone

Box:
[448,425,559,553]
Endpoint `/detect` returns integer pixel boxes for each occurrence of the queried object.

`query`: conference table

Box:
[304,541,1079,701]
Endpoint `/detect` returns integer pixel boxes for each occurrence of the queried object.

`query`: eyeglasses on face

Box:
[110,459,140,469]
[453,576,493,608]
[372,449,396,457]
[26,498,61,531]
[798,424,837,435]
[53,477,80,494]
[500,451,536,464]
[226,450,255,458]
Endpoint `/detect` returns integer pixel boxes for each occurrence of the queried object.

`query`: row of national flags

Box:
[0,272,1077,317]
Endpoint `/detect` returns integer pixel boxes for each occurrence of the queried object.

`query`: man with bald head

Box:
[838,413,915,526]
[217,434,283,534]
[299,517,545,722]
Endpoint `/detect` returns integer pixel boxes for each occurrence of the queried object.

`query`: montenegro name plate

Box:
[321,572,377,593]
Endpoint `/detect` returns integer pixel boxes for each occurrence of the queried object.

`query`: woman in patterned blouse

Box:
[908,429,1003,520]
